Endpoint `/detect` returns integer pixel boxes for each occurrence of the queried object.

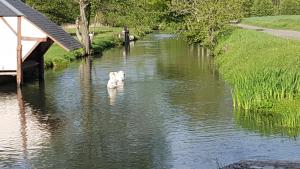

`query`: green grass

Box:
[44,26,153,69]
[44,26,123,69]
[242,15,300,31]
[215,29,300,127]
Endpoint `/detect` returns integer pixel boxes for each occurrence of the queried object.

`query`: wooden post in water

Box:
[124,26,130,45]
[17,16,23,86]
[38,53,44,81]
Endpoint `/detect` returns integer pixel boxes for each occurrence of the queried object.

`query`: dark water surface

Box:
[1,34,300,169]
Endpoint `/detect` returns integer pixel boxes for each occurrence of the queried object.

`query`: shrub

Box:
[241,0,255,17]
[280,0,300,15]
[251,0,274,16]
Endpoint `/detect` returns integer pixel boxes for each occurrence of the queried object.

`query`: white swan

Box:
[107,71,125,88]
[116,71,125,81]
[107,78,118,89]
[109,72,118,80]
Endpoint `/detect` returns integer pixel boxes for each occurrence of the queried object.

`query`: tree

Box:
[169,0,243,48]
[77,0,92,55]
[251,0,274,16]
[25,0,78,25]
[241,0,254,17]
[280,0,300,15]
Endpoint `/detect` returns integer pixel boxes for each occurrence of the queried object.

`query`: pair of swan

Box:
[107,71,125,89]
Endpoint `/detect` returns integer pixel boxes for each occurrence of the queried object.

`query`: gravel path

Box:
[236,24,300,41]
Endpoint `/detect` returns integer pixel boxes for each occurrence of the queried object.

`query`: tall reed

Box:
[215,29,300,124]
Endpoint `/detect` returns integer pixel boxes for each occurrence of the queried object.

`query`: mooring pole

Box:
[38,54,44,81]
[124,26,130,45]
[17,16,23,86]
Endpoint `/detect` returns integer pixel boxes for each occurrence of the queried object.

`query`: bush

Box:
[251,0,274,16]
[241,0,255,17]
[280,0,300,15]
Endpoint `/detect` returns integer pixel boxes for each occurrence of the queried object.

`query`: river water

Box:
[0,34,300,169]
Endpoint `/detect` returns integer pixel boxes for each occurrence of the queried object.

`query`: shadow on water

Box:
[235,110,300,138]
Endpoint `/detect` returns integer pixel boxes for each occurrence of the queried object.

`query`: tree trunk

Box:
[75,17,82,42]
[78,0,91,55]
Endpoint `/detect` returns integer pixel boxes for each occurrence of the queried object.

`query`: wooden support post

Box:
[17,16,23,86]
[38,54,44,81]
[124,26,130,45]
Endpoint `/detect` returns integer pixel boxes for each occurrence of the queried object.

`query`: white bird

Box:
[107,78,118,89]
[107,71,125,88]
[116,80,124,87]
[109,72,118,80]
[116,71,125,81]
[129,35,135,41]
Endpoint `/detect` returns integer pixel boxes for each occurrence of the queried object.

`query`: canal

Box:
[0,34,300,169]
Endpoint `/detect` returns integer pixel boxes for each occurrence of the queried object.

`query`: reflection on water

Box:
[0,83,53,169]
[236,110,300,138]
[1,34,300,169]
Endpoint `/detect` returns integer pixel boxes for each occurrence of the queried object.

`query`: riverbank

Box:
[242,15,300,31]
[45,26,152,69]
[215,28,300,127]
[45,26,121,69]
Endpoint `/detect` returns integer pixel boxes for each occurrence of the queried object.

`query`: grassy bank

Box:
[215,29,300,127]
[44,26,152,69]
[242,15,300,31]
[45,26,122,69]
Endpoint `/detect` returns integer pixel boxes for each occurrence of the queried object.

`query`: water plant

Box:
[215,29,300,126]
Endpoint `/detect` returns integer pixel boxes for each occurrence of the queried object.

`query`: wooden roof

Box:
[0,0,82,51]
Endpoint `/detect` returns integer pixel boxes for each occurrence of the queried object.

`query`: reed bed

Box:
[215,29,300,126]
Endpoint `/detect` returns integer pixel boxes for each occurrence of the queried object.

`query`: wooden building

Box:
[0,0,82,86]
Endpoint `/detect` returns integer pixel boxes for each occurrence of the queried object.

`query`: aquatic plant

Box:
[215,29,300,125]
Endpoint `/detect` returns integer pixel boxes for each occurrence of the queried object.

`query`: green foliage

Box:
[25,0,78,25]
[251,0,274,16]
[101,0,166,29]
[242,15,300,31]
[45,26,122,69]
[168,0,243,48]
[241,0,255,17]
[44,26,152,69]
[215,29,300,114]
[279,0,300,15]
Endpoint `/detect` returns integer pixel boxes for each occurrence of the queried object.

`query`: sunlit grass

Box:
[44,26,151,69]
[242,15,300,31]
[44,26,122,69]
[215,29,300,126]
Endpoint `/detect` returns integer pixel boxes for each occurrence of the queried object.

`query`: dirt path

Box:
[236,24,300,41]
